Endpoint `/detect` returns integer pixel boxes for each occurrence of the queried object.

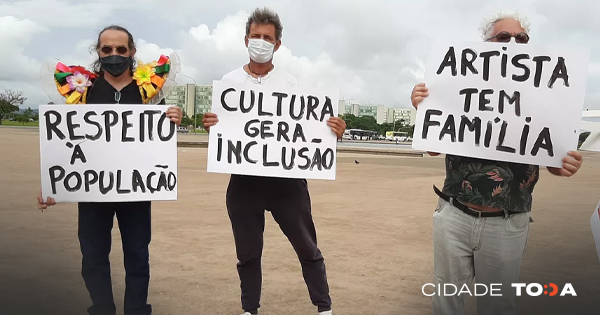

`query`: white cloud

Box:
[189,11,249,52]
[135,39,175,63]
[0,0,113,28]
[0,0,598,110]
[0,16,47,81]
[0,16,51,105]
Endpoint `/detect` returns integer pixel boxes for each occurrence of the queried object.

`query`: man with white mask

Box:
[203,7,345,315]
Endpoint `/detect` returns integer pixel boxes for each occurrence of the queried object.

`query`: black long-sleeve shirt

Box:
[86,75,166,105]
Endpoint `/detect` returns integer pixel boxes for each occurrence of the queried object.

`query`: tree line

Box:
[4,89,588,145]
[340,114,415,136]
[178,113,415,137]
[0,88,414,134]
[0,89,32,125]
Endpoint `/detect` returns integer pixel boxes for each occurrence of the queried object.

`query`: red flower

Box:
[486,169,503,182]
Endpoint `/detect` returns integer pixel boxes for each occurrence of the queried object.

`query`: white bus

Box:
[342,129,378,140]
[385,131,410,142]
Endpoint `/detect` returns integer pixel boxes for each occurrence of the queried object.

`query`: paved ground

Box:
[1,127,599,315]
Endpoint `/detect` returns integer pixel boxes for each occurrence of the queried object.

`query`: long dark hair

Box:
[90,25,136,74]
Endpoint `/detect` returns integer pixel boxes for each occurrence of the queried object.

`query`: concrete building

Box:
[338,100,360,117]
[385,108,417,125]
[164,84,213,118]
[338,100,387,124]
[358,104,386,124]
[338,100,346,118]
[194,85,213,115]
[338,99,412,125]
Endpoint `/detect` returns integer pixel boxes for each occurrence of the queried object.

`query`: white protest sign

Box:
[39,104,178,202]
[207,81,339,180]
[413,41,590,167]
[591,201,600,263]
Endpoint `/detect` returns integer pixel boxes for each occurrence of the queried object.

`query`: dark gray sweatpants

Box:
[226,174,331,313]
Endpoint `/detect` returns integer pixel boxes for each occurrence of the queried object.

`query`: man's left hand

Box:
[166,106,183,126]
[547,151,583,177]
[327,117,346,139]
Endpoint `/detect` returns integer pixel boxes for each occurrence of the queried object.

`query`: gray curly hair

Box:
[479,11,531,40]
[246,7,283,41]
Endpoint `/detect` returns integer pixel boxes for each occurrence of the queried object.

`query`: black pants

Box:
[226,175,331,312]
[78,201,152,315]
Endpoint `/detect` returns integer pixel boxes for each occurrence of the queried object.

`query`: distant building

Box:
[358,104,386,124]
[385,108,417,126]
[337,100,346,118]
[164,87,415,126]
[338,99,415,125]
[165,84,213,117]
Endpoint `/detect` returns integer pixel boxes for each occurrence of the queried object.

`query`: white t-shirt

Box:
[220,65,298,88]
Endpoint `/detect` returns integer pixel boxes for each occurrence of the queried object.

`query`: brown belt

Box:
[433,185,520,218]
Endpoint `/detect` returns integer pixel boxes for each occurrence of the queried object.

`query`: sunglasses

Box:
[487,31,530,44]
[100,45,129,55]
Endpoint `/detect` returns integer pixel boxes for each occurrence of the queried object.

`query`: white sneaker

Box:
[241,313,254,315]
[318,311,333,315]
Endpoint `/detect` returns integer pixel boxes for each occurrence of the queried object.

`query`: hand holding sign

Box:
[412,81,584,171]
[327,117,346,138]
[202,112,219,132]
[411,83,440,157]
[36,190,56,211]
[411,83,429,109]
[547,151,583,177]
[38,104,179,203]
[207,81,340,180]
[412,41,590,167]
[166,106,183,125]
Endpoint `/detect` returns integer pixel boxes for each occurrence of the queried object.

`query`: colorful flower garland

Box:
[134,54,171,104]
[53,54,171,104]
[53,63,97,104]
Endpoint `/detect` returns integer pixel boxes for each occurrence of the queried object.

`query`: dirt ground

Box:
[1,127,599,315]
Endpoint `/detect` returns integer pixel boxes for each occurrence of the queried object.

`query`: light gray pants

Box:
[432,198,530,315]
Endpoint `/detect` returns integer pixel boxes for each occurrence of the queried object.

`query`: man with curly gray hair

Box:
[411,11,583,315]
[479,11,531,42]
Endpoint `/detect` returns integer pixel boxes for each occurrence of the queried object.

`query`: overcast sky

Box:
[1,0,598,109]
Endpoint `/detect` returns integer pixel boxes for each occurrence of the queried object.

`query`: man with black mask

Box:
[37,25,182,315]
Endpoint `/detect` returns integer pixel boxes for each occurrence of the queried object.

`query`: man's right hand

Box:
[37,190,56,211]
[410,83,439,156]
[202,112,219,133]
[411,83,429,109]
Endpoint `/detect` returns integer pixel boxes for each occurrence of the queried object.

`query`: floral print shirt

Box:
[442,155,540,213]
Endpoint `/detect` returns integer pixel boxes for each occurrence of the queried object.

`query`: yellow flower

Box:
[134,62,156,85]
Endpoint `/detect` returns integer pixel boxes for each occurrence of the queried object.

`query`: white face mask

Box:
[247,38,275,64]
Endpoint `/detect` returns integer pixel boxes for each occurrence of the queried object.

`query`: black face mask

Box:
[100,55,132,77]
